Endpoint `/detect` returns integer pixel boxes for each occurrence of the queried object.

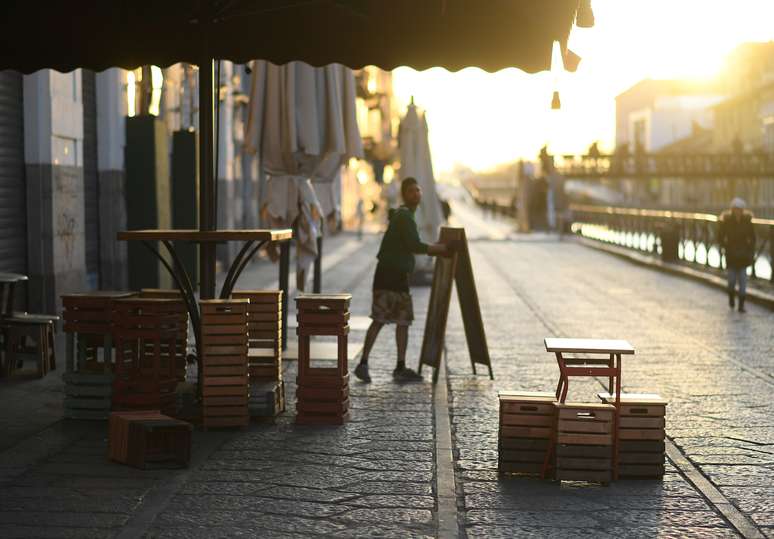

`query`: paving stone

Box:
[0,525,113,538]
[0,511,128,528]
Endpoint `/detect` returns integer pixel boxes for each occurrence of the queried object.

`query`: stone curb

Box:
[577,237,774,310]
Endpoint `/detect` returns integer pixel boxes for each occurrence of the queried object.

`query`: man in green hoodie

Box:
[354,177,450,383]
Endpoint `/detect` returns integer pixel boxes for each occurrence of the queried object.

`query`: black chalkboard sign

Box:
[418,227,493,383]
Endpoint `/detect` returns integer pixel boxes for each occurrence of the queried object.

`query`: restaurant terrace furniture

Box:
[295,294,351,425]
[61,291,137,420]
[2,313,58,378]
[199,299,249,429]
[498,391,556,478]
[545,337,635,480]
[117,229,293,390]
[108,410,192,469]
[231,290,284,418]
[139,289,190,382]
[598,392,668,478]
[554,402,616,484]
[111,298,181,416]
[0,272,28,317]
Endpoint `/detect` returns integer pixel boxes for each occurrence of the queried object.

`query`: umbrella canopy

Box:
[0,0,588,297]
[398,103,445,247]
[1,1,582,74]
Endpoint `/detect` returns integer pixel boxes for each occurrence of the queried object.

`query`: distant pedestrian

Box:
[355,198,365,240]
[354,177,452,383]
[719,198,756,312]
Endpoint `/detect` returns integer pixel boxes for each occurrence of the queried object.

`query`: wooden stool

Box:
[231,290,284,418]
[554,402,616,484]
[200,299,249,429]
[112,298,181,415]
[108,411,192,469]
[498,391,556,478]
[599,392,667,478]
[2,313,58,377]
[139,289,189,382]
[295,293,351,425]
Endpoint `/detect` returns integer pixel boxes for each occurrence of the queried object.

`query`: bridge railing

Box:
[570,204,774,282]
[556,153,774,178]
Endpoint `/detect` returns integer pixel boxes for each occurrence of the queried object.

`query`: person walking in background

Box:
[355,198,365,240]
[719,198,756,312]
[354,177,451,383]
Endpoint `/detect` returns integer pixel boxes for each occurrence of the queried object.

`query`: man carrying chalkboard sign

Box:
[354,177,454,383]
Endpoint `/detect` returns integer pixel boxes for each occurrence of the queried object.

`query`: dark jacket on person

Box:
[718,210,755,269]
[377,206,429,274]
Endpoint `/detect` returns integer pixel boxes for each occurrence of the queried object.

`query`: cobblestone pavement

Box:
[1,206,773,538]
[446,202,774,538]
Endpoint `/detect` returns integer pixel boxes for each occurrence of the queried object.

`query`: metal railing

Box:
[570,204,774,282]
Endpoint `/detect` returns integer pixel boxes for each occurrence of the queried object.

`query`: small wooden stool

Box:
[108,411,192,469]
[498,391,556,478]
[2,313,58,377]
[295,293,351,425]
[139,289,190,382]
[554,402,616,484]
[200,299,249,429]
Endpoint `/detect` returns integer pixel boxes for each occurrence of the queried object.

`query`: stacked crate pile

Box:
[138,289,189,382]
[112,299,181,415]
[555,403,616,484]
[61,292,136,420]
[108,410,192,469]
[231,290,284,417]
[200,299,249,428]
[498,391,556,477]
[599,393,667,478]
[295,294,351,425]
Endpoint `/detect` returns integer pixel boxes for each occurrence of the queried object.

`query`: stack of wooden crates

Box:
[111,298,181,416]
[231,290,284,418]
[61,292,136,420]
[555,403,616,484]
[295,294,351,425]
[497,391,555,477]
[599,393,667,478]
[200,299,249,429]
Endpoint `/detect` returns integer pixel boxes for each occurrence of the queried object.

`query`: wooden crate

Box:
[139,290,189,382]
[111,299,180,415]
[248,379,285,417]
[598,393,667,478]
[63,372,114,420]
[232,291,282,384]
[200,299,249,428]
[498,391,556,477]
[554,402,615,484]
[108,411,191,469]
[294,293,351,426]
[62,292,137,375]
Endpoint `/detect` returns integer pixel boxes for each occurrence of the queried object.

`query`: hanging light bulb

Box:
[551,91,561,110]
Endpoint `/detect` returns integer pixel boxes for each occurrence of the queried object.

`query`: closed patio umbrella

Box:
[398,101,445,276]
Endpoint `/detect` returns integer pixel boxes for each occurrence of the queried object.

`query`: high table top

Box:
[545,338,635,355]
[0,272,29,283]
[117,229,293,242]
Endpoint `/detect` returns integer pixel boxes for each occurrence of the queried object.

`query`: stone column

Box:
[216,61,236,268]
[96,68,128,290]
[24,70,87,315]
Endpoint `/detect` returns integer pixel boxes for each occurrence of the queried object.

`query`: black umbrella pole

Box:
[199,57,216,299]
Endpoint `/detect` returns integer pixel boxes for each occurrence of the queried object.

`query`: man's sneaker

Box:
[354,363,371,383]
[393,366,423,382]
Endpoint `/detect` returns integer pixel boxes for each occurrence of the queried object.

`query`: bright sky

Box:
[391,0,774,175]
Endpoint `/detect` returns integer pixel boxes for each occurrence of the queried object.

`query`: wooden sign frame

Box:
[418,227,493,383]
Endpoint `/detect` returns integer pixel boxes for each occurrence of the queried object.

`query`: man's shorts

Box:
[370,289,414,326]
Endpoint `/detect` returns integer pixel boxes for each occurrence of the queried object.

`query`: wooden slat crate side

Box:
[556,433,613,446]
[498,461,544,474]
[499,426,553,439]
[498,449,548,463]
[498,438,551,451]
[619,416,665,429]
[555,469,612,483]
[500,414,555,427]
[557,419,613,434]
[556,457,612,471]
[619,452,665,464]
[557,407,615,422]
[620,405,666,417]
[618,428,666,441]
[500,401,556,415]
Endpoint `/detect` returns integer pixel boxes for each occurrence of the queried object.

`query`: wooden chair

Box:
[2,313,58,377]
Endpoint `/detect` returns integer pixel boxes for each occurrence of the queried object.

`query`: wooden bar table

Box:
[544,337,635,480]
[117,229,293,389]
